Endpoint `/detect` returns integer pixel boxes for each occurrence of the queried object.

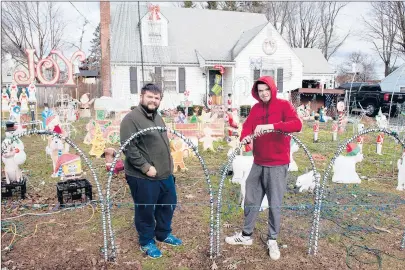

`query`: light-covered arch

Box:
[215,130,321,257]
[1,130,109,261]
[105,126,215,260]
[308,128,405,256]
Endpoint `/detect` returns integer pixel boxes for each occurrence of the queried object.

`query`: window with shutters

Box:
[163,68,177,92]
[253,69,276,82]
[140,67,155,86]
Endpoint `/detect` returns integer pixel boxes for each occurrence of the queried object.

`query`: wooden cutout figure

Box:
[89,122,106,158]
[27,82,37,103]
[46,126,68,178]
[2,144,23,184]
[376,133,384,155]
[9,84,18,100]
[332,143,364,184]
[54,153,82,180]
[199,127,216,152]
[19,89,29,113]
[313,116,320,142]
[397,149,405,191]
[79,93,95,118]
[356,123,365,153]
[289,139,299,171]
[2,87,10,112]
[170,138,187,172]
[332,119,338,141]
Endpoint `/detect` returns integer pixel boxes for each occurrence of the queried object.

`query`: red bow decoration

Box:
[213,65,225,74]
[148,4,161,21]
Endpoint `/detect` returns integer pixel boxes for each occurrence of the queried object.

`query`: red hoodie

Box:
[240,76,302,166]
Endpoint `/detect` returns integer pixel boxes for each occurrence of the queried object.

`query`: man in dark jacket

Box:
[225,76,302,261]
[120,83,181,259]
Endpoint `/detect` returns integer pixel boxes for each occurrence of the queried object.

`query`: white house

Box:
[292,48,336,90]
[380,64,405,93]
[110,3,303,109]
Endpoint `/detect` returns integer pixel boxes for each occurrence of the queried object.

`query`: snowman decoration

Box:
[375,108,387,155]
[397,149,405,191]
[1,121,27,167]
[332,143,364,184]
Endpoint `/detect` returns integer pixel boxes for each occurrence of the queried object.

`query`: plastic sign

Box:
[14,49,86,86]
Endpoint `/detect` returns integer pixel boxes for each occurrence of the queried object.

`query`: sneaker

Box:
[267,239,280,260]
[140,242,162,259]
[160,234,182,246]
[225,232,253,245]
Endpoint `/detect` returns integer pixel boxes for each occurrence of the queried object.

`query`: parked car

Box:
[350,84,405,116]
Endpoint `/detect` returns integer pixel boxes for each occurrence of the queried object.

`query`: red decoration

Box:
[313,122,319,132]
[213,65,225,74]
[148,4,161,20]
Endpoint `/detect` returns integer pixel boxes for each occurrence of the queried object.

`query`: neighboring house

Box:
[110,3,303,109]
[292,48,336,90]
[380,64,405,93]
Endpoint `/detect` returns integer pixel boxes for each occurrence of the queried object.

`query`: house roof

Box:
[231,23,268,59]
[292,48,334,75]
[110,3,268,64]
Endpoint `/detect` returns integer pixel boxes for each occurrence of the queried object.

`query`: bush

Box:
[239,105,252,117]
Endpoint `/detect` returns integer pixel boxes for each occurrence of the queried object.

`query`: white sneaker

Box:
[225,232,253,245]
[267,239,280,260]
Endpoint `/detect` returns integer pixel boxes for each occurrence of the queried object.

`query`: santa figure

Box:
[376,133,384,155]
[313,116,320,143]
[79,93,95,118]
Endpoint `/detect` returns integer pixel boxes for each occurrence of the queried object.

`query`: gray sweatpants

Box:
[243,163,288,240]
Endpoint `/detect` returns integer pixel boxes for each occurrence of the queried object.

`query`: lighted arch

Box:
[1,130,109,261]
[308,128,405,256]
[215,130,320,257]
[105,126,215,261]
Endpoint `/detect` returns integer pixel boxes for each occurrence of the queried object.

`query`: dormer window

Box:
[148,20,162,44]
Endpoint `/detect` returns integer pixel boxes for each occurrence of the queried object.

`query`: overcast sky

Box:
[59,1,404,80]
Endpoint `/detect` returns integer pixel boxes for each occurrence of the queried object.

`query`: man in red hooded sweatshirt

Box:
[225,76,302,261]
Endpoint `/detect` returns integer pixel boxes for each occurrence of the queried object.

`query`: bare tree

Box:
[264,2,292,35]
[318,2,350,60]
[391,1,405,54]
[220,1,240,11]
[182,1,197,8]
[1,2,67,68]
[287,2,322,48]
[338,51,377,82]
[363,2,398,77]
[238,1,265,13]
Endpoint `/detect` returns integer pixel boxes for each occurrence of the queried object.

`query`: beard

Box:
[141,102,159,114]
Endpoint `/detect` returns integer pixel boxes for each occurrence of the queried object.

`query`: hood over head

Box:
[251,76,278,103]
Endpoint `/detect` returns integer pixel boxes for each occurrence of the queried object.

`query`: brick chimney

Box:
[100,1,111,97]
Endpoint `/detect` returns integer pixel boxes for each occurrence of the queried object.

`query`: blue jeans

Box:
[126,174,177,246]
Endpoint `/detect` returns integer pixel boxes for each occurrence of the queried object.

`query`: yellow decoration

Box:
[89,122,106,158]
[170,138,187,172]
